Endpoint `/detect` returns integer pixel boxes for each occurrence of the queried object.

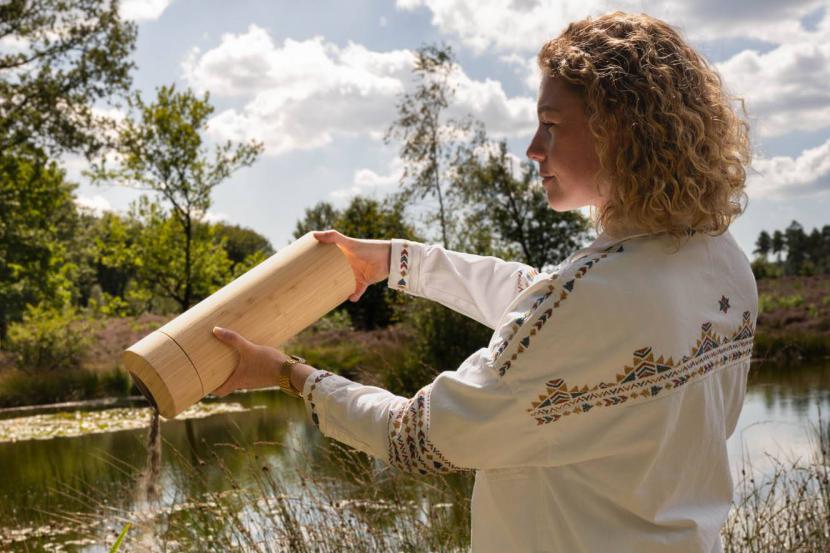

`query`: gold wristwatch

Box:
[278,354,305,398]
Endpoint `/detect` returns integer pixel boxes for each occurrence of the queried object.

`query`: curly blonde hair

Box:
[537,11,751,248]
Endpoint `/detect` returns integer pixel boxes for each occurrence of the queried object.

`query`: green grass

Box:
[752,330,830,362]
[0,367,133,408]
[7,412,827,552]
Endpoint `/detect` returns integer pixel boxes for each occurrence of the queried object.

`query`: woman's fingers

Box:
[350,282,368,302]
[212,326,247,350]
[313,229,344,244]
[314,230,363,299]
[212,374,237,397]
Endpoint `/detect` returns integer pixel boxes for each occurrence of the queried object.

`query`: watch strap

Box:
[279,354,305,398]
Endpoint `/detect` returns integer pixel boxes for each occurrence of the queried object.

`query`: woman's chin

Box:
[545,192,571,212]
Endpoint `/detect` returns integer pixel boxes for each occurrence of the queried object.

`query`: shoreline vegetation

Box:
[0,273,829,409]
[2,394,828,552]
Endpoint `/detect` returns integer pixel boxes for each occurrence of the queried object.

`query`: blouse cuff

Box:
[302,368,338,432]
[387,238,424,295]
[301,367,380,455]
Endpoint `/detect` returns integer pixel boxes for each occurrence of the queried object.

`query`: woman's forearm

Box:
[289,361,316,395]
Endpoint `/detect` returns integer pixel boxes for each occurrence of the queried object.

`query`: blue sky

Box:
[69,0,830,259]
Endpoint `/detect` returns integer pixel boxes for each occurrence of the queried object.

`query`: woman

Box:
[212,11,758,553]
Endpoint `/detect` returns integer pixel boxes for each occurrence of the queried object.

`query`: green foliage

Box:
[293,201,340,238]
[5,304,93,372]
[109,523,131,553]
[403,299,492,385]
[751,329,830,362]
[454,139,592,269]
[751,258,783,280]
[807,303,819,319]
[126,196,234,312]
[293,196,421,330]
[85,287,133,318]
[86,84,263,311]
[0,367,131,407]
[753,230,772,259]
[0,151,79,338]
[310,309,354,333]
[756,221,830,277]
[779,293,804,308]
[758,292,805,313]
[212,222,275,275]
[384,42,478,250]
[0,0,137,157]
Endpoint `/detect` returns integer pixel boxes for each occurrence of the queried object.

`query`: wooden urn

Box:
[122,231,356,418]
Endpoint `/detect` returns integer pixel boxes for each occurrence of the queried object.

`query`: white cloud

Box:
[398,0,830,138]
[182,25,536,156]
[500,53,540,92]
[395,0,827,53]
[331,157,404,199]
[120,0,174,22]
[75,194,113,215]
[747,138,830,198]
[716,38,830,137]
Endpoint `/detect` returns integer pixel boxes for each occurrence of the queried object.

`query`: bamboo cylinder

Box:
[122,231,356,418]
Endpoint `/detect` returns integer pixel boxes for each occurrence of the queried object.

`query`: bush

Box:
[5,303,94,372]
[758,293,804,313]
[751,259,783,279]
[0,367,132,407]
[402,298,492,380]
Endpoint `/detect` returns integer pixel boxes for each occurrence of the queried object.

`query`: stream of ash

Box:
[133,408,162,549]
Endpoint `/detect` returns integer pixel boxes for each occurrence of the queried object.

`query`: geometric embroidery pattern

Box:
[719,295,730,313]
[527,310,755,425]
[306,370,334,428]
[492,243,625,377]
[396,241,410,289]
[387,384,470,474]
[516,267,539,293]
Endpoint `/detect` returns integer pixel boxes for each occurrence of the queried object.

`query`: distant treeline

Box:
[752,220,830,278]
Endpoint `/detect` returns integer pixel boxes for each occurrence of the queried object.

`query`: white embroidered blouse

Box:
[301,228,758,553]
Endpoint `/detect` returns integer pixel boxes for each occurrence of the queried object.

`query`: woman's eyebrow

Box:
[537,107,561,117]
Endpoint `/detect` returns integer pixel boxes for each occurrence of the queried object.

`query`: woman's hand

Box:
[313,229,391,302]
[210,326,287,397]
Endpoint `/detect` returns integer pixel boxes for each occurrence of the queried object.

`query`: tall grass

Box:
[722,415,830,552]
[5,411,828,552]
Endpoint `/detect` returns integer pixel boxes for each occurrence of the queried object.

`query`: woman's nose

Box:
[526,137,544,162]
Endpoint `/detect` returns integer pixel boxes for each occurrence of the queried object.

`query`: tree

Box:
[125,196,233,313]
[771,230,785,264]
[293,201,340,238]
[212,222,275,278]
[454,139,591,270]
[293,196,420,330]
[0,150,78,340]
[0,0,137,157]
[754,230,772,261]
[88,84,263,311]
[784,220,807,276]
[385,43,483,250]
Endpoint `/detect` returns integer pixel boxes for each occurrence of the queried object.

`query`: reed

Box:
[4,408,828,552]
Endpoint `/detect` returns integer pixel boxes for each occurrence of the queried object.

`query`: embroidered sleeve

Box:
[387,238,541,330]
[300,341,552,474]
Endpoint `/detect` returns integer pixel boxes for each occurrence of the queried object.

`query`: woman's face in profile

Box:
[526,73,608,212]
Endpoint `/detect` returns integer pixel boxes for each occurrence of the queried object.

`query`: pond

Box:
[0,357,828,551]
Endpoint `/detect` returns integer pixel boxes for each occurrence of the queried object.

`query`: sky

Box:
[67,0,830,259]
